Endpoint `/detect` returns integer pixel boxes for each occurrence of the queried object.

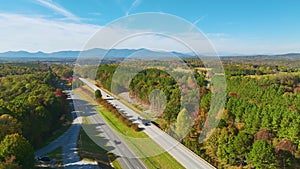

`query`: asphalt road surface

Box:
[80,78,216,169]
[74,94,147,169]
[35,90,99,169]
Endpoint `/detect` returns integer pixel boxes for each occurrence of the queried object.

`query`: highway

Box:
[36,89,147,169]
[35,90,99,169]
[74,95,147,169]
[80,78,216,169]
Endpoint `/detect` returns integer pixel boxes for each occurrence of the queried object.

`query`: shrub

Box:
[131,124,140,131]
[124,119,132,127]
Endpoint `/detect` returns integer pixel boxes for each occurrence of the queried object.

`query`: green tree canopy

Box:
[247,140,276,169]
[0,114,21,141]
[0,133,34,169]
[174,108,192,140]
[95,89,102,99]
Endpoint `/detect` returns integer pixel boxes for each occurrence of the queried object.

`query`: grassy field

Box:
[245,71,300,79]
[98,105,148,138]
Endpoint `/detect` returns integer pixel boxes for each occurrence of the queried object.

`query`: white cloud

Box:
[36,0,80,21]
[0,13,297,55]
[0,13,101,52]
[0,13,221,54]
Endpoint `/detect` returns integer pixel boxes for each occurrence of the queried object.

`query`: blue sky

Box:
[0,0,299,54]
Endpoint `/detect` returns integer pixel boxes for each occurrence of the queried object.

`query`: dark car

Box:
[37,156,51,163]
[138,117,151,126]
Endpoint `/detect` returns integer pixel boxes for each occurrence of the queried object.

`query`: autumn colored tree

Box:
[0,156,21,169]
[0,114,21,141]
[92,61,300,168]
[0,134,34,169]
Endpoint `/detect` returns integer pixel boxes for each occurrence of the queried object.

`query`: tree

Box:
[95,89,102,99]
[174,108,192,140]
[0,114,21,141]
[275,138,297,168]
[163,100,180,123]
[247,140,276,169]
[0,156,21,169]
[0,134,34,169]
[216,126,237,164]
[230,131,253,165]
[217,119,228,129]
[205,128,221,159]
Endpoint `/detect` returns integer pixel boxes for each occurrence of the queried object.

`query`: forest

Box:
[94,59,300,169]
[0,63,72,168]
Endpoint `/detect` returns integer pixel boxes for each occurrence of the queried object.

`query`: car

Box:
[142,119,151,126]
[37,156,51,162]
[138,117,151,126]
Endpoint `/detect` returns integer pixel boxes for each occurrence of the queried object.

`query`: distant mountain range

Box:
[0,48,300,62]
[0,48,190,60]
[222,53,300,60]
